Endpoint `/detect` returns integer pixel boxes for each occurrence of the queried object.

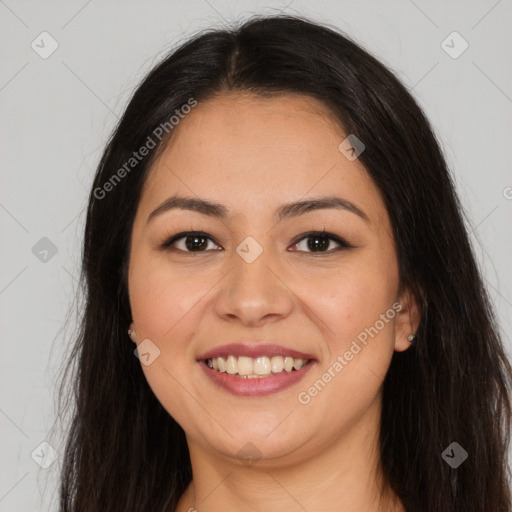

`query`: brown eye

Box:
[290,231,353,253]
[160,232,221,253]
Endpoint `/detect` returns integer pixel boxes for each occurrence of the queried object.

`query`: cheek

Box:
[317,250,398,342]
[128,250,210,343]
[128,252,211,431]
[308,248,398,406]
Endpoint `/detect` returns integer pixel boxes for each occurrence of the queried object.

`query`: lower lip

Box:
[198,360,316,397]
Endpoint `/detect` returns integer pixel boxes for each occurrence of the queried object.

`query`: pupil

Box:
[186,235,207,251]
[183,235,329,252]
[309,236,328,251]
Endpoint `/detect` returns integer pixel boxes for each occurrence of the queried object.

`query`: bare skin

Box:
[127,92,420,511]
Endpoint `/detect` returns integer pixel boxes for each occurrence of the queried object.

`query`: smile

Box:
[197,343,317,396]
[206,355,310,377]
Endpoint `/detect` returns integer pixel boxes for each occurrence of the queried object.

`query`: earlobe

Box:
[128,323,137,343]
[394,288,421,352]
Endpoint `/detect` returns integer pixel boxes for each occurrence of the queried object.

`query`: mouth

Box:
[197,344,317,397]
[204,354,312,378]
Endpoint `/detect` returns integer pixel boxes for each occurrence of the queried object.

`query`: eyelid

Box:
[290,230,353,249]
[158,231,219,251]
[158,230,354,253]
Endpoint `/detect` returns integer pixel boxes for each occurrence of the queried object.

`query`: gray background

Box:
[1,0,511,510]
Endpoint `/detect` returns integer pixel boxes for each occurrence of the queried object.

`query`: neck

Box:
[175,396,404,512]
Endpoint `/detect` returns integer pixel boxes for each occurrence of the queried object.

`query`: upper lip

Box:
[197,343,317,361]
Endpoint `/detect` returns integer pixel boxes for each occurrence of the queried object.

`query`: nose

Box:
[213,246,294,327]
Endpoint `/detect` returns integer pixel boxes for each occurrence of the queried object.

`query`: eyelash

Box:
[158,229,354,255]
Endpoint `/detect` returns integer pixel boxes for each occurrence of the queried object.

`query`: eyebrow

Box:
[146,194,371,225]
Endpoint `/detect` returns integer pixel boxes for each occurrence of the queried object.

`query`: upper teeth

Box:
[206,355,308,377]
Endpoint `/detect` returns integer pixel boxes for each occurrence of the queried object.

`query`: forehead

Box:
[159,92,347,165]
[137,92,387,230]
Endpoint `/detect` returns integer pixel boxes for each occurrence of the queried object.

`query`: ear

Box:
[394,286,421,352]
[128,322,137,343]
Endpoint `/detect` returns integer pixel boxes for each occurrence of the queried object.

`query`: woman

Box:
[55,14,512,512]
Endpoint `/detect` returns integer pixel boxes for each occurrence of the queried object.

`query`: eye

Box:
[159,230,353,254]
[290,231,353,254]
[159,231,221,253]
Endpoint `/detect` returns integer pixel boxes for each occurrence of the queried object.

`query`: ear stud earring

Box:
[407,333,416,343]
[128,323,137,343]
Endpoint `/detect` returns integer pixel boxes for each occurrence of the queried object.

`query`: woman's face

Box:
[128,92,413,466]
